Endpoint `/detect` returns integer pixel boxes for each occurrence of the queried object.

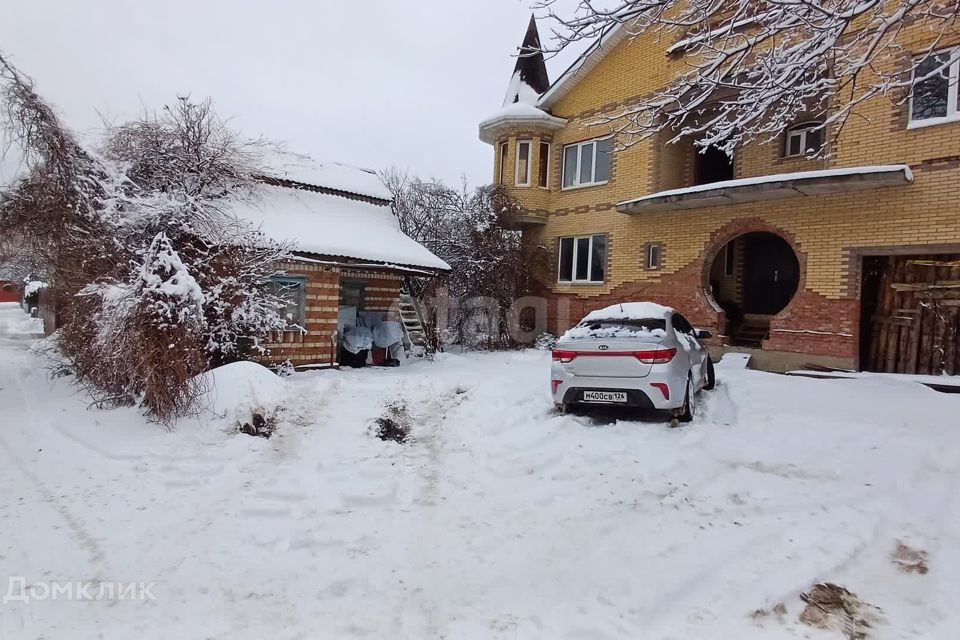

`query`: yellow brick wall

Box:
[487,20,960,303]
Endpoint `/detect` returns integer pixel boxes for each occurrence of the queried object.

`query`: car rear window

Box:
[577,318,667,332]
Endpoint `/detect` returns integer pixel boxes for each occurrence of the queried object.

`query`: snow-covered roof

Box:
[230,184,450,272]
[581,302,673,322]
[618,165,914,214]
[478,102,567,144]
[259,156,392,202]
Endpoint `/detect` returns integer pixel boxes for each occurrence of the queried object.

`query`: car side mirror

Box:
[695,329,713,340]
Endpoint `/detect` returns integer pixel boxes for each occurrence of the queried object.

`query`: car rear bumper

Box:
[551,374,682,410]
[560,386,657,408]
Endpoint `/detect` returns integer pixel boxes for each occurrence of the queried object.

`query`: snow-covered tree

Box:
[537,0,960,153]
[0,53,289,420]
[383,172,549,349]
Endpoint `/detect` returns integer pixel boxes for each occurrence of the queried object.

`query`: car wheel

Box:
[677,378,695,423]
[703,356,716,391]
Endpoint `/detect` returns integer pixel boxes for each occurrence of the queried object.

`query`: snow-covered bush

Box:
[0,55,289,421]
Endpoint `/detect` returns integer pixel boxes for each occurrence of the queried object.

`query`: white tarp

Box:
[373,321,404,348]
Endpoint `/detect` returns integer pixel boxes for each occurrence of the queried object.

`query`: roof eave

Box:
[537,22,632,111]
[616,166,914,214]
[478,112,568,144]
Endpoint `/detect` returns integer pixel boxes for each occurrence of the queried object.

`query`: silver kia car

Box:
[551,302,715,423]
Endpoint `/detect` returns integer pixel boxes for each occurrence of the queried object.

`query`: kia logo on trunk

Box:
[598,344,609,350]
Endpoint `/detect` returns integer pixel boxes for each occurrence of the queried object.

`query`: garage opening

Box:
[708,232,800,347]
[860,254,960,374]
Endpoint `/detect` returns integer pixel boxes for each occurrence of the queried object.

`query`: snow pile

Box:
[581,301,674,322]
[195,360,285,423]
[230,184,450,271]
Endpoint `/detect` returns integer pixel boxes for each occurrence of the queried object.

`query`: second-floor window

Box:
[558,234,606,283]
[562,138,612,189]
[515,140,531,186]
[785,122,824,157]
[498,141,508,185]
[910,48,960,125]
[538,142,550,188]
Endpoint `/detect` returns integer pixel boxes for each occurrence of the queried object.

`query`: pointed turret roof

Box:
[502,15,550,106]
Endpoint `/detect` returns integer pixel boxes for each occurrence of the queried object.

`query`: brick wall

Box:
[258,262,406,369]
[483,18,960,367]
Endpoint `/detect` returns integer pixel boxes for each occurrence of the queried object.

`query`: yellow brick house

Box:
[479,16,960,374]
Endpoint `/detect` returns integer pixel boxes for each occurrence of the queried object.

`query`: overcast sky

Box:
[0,0,581,187]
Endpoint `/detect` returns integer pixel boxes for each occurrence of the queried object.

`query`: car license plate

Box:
[582,390,628,404]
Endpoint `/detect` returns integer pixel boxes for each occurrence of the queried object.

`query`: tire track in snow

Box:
[0,349,109,580]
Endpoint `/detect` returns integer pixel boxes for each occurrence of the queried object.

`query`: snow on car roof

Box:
[581,302,674,322]
[228,184,450,271]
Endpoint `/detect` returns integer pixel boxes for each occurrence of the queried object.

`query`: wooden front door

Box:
[861,254,960,374]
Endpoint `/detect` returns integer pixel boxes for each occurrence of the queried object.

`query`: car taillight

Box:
[551,379,563,394]
[634,348,677,364]
[552,349,577,363]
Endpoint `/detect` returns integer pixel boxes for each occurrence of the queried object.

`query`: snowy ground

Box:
[1,301,959,639]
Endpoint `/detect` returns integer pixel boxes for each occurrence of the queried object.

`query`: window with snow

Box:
[515,140,531,187]
[784,122,824,157]
[538,142,550,188]
[558,234,606,283]
[910,49,960,125]
[268,276,306,328]
[562,138,612,189]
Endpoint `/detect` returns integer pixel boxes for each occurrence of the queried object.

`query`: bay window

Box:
[515,140,531,186]
[558,234,606,283]
[538,141,550,188]
[561,138,612,189]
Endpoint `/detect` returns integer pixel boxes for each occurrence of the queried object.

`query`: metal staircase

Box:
[398,291,428,355]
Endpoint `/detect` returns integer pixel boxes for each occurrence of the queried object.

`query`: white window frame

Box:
[515,140,532,187]
[646,243,662,270]
[908,47,960,129]
[538,141,551,189]
[561,137,611,190]
[784,122,823,158]
[558,234,605,284]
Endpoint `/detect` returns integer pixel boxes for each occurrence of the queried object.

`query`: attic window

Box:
[785,122,824,157]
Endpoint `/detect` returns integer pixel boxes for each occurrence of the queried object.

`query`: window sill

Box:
[556,281,606,286]
[560,181,608,192]
[907,114,960,130]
